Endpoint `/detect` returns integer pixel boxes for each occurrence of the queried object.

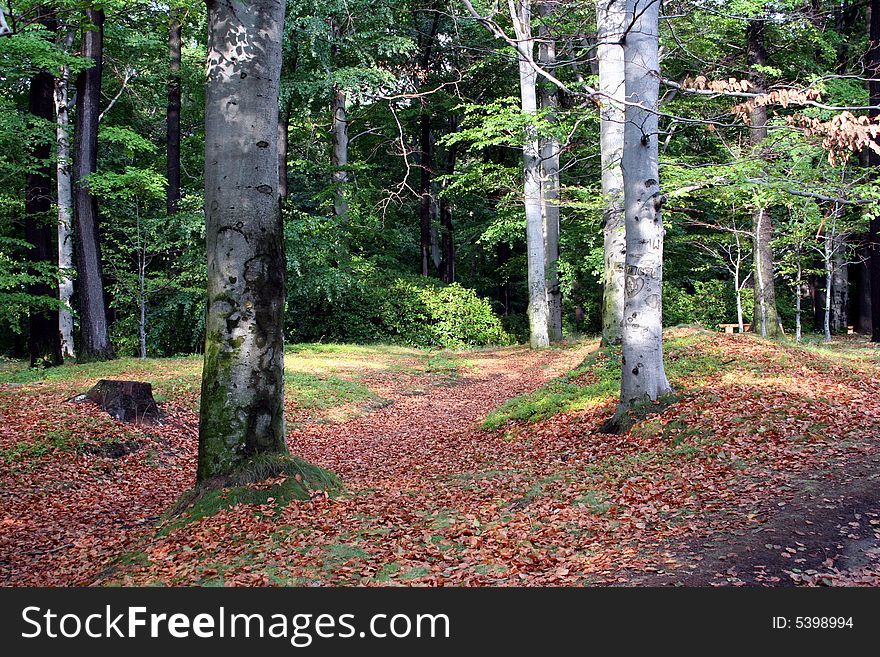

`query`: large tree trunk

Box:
[73,8,114,361]
[609,0,671,424]
[747,19,781,338]
[54,28,76,360]
[538,1,562,342]
[597,0,626,346]
[198,0,289,482]
[26,65,63,368]
[166,13,182,215]
[510,0,549,348]
[867,0,880,341]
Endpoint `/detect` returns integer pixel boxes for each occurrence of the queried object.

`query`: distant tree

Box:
[73,7,114,361]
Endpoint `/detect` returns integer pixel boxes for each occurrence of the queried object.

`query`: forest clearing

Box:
[2,327,878,587]
[5,0,880,621]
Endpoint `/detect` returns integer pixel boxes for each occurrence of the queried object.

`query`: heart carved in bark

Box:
[625,275,645,298]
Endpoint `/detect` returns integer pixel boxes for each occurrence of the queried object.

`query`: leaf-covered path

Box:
[3,330,880,587]
[0,344,589,586]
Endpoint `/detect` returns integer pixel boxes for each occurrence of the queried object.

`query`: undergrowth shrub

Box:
[287,261,512,348]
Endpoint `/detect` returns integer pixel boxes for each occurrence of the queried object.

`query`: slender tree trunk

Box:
[439,129,457,283]
[747,19,780,338]
[26,65,63,368]
[608,0,671,425]
[166,13,182,216]
[138,260,147,359]
[538,1,562,342]
[867,0,880,341]
[199,0,289,483]
[73,8,114,361]
[824,229,833,342]
[795,249,803,343]
[331,87,349,221]
[278,98,291,200]
[419,113,433,277]
[510,0,549,348]
[855,243,872,333]
[416,8,440,277]
[831,233,849,333]
[497,241,511,315]
[597,0,627,346]
[54,29,75,360]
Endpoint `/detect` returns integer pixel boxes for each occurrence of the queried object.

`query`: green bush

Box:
[287,262,512,348]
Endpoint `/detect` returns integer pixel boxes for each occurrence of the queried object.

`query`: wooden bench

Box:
[719,323,751,334]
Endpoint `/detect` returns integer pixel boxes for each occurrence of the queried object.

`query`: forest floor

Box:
[1,327,879,587]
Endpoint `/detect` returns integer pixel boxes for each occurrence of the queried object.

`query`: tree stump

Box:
[72,380,162,425]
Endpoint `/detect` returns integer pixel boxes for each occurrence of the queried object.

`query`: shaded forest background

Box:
[2,0,880,360]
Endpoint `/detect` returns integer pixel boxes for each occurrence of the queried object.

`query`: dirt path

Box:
[289,345,593,486]
[0,344,592,587]
[621,452,880,586]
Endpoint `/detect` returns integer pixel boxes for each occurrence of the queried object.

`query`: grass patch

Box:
[0,429,82,463]
[285,372,378,410]
[483,346,618,430]
[482,329,760,432]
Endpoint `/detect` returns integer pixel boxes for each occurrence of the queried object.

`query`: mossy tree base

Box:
[164,454,341,533]
[598,392,680,435]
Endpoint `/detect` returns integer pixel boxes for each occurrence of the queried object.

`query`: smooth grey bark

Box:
[73,8,114,361]
[597,0,626,346]
[752,207,780,337]
[823,226,834,342]
[747,18,781,338]
[55,29,76,360]
[510,0,549,348]
[538,1,562,342]
[167,14,182,215]
[610,0,671,423]
[831,232,849,333]
[331,87,349,222]
[198,0,288,482]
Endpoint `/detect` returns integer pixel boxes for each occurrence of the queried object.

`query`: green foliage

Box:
[663,280,736,329]
[288,259,512,348]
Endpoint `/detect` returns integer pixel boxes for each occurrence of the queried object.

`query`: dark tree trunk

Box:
[868,0,880,341]
[419,113,432,277]
[73,8,114,361]
[26,67,63,368]
[278,98,291,200]
[853,242,872,333]
[199,0,289,482]
[166,14,182,215]
[438,116,457,283]
[416,8,440,277]
[812,274,825,332]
